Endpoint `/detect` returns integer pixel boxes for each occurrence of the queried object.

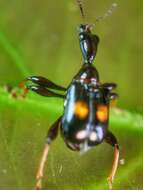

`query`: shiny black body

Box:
[61,25,116,152]
[61,65,108,151]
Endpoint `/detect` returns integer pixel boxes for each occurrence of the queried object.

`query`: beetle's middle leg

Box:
[105,131,119,190]
[35,116,62,190]
[101,82,118,107]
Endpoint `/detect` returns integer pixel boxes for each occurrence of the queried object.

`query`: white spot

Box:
[81,72,87,79]
[96,126,104,140]
[91,78,97,85]
[76,130,87,140]
[80,79,84,83]
[89,132,97,141]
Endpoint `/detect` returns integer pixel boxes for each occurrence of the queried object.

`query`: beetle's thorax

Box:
[74,64,100,88]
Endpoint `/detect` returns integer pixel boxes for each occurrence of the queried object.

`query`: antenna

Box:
[76,0,85,19]
[95,3,118,23]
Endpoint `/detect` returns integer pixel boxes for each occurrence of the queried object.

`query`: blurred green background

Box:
[0,0,143,190]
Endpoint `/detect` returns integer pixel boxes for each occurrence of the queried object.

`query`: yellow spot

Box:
[96,105,108,122]
[74,101,88,119]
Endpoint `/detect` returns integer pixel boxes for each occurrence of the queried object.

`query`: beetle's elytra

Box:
[20,1,119,190]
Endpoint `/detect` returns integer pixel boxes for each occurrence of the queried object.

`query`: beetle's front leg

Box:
[19,79,65,98]
[35,116,62,190]
[26,76,66,91]
[27,85,65,98]
[19,76,66,98]
[105,131,119,190]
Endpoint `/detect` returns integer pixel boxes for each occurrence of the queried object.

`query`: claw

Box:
[35,178,42,190]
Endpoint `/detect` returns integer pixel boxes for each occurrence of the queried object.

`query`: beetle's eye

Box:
[74,101,89,119]
[96,105,108,122]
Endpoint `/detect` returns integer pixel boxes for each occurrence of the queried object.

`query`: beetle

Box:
[20,1,119,190]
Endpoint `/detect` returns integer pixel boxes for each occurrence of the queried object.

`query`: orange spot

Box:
[74,101,88,119]
[96,105,108,122]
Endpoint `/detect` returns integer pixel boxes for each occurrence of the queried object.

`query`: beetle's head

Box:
[79,24,93,33]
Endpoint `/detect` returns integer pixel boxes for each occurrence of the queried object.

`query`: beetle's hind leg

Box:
[19,76,66,98]
[102,82,119,107]
[105,131,119,190]
[35,116,62,190]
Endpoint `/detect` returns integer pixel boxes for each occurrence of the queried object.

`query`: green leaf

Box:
[0,32,30,77]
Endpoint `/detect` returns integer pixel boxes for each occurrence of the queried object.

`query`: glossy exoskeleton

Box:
[21,24,119,190]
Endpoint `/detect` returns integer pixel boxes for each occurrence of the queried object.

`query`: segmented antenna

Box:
[76,0,85,19]
[95,3,118,23]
